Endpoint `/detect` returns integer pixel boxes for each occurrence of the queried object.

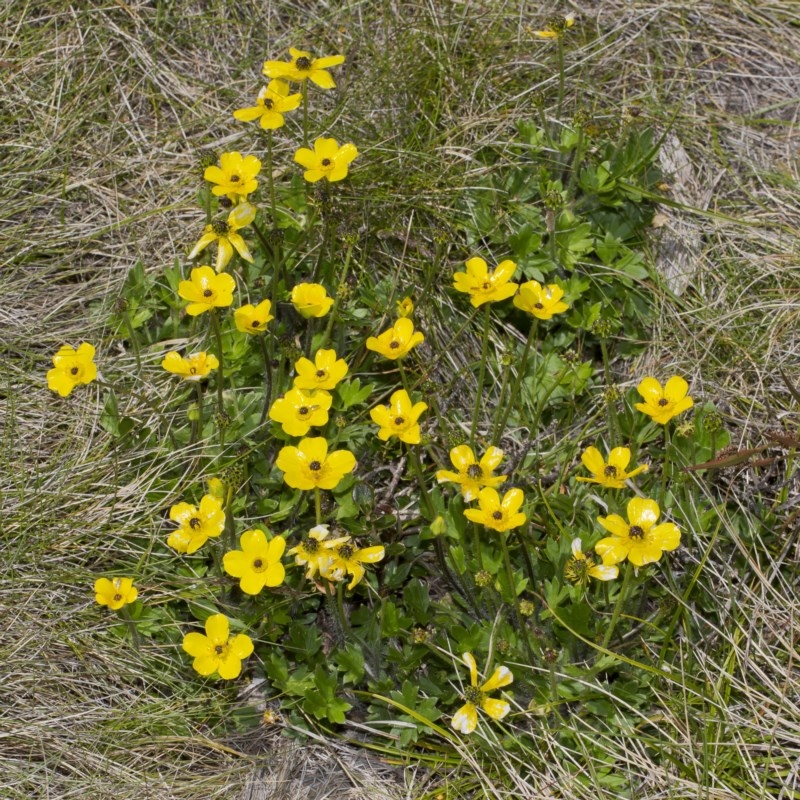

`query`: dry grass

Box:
[1,0,799,797]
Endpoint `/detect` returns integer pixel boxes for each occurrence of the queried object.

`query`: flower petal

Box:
[663,376,689,402]
[597,513,629,538]
[627,497,660,531]
[581,446,605,476]
[481,697,510,721]
[451,702,478,734]
[481,665,513,692]
[637,376,664,403]
[205,614,229,644]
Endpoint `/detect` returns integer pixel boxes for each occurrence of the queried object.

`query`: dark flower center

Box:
[629,525,645,539]
[70,366,79,375]
[299,406,309,416]
[492,511,503,520]
[321,158,332,167]
[203,289,213,297]
[212,219,229,235]
[253,559,263,569]
[389,340,400,349]
[534,302,544,309]
[604,465,618,477]
[252,320,260,327]
[309,460,322,471]
[316,369,327,378]
[467,464,483,479]
[394,416,405,426]
[214,644,224,654]
[338,544,354,559]
[295,56,311,70]
[658,398,669,406]
[189,367,198,374]
[305,538,320,553]
[465,686,483,704]
[189,517,202,529]
[482,281,491,290]
[263,99,274,109]
[230,174,240,182]
[113,593,122,602]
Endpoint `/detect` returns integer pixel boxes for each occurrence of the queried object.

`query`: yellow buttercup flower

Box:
[233,80,302,130]
[161,351,218,381]
[564,539,618,585]
[293,348,349,391]
[223,529,286,595]
[323,540,386,590]
[513,280,569,320]
[203,152,261,200]
[269,387,332,436]
[94,577,138,610]
[369,389,428,445]
[188,202,256,272]
[532,13,575,38]
[396,297,414,318]
[635,376,694,425]
[435,445,507,501]
[167,494,225,554]
[290,282,334,318]
[451,652,513,735]
[595,497,681,567]
[464,487,526,533]
[366,317,424,360]
[575,446,648,489]
[46,342,97,397]
[453,256,518,308]
[182,614,253,680]
[234,299,274,334]
[178,266,235,316]
[294,137,358,183]
[287,524,350,580]
[275,437,356,491]
[263,48,345,88]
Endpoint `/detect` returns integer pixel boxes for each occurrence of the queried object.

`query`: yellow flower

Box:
[94,577,138,610]
[451,652,513,734]
[275,437,356,491]
[635,376,694,425]
[369,389,427,445]
[294,137,358,183]
[223,529,286,595]
[595,497,681,567]
[532,13,576,38]
[46,342,97,397]
[290,282,334,318]
[182,613,254,680]
[167,494,225,554]
[287,524,350,580]
[233,79,302,130]
[575,446,648,489]
[564,539,618,585]
[188,202,256,272]
[396,297,414,318]
[365,317,424,360]
[234,299,274,334]
[161,351,219,381]
[513,280,569,320]
[435,445,507,501]
[323,540,386,590]
[203,152,261,200]
[269,387,332,436]
[263,48,345,89]
[453,256,518,308]
[178,266,236,316]
[293,348,349,391]
[464,487,526,533]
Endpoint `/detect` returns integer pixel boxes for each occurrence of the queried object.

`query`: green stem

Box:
[599,339,620,441]
[319,241,354,349]
[494,319,538,442]
[120,606,142,653]
[209,310,225,446]
[499,531,536,665]
[472,523,484,571]
[314,487,322,525]
[122,309,142,374]
[301,82,309,148]
[602,561,634,650]
[556,37,566,123]
[470,303,493,447]
[258,334,273,426]
[265,130,277,224]
[662,425,672,501]
[191,381,204,445]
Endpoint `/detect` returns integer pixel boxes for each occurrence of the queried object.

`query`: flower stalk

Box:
[470,303,493,447]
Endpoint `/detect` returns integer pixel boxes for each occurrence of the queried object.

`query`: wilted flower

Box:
[178,266,236,316]
[532,13,576,39]
[182,613,253,679]
[287,524,349,580]
[513,280,569,320]
[290,282,334,318]
[396,297,414,317]
[575,446,648,489]
[234,299,274,334]
[294,137,358,183]
[263,48,345,88]
[188,202,256,272]
[161,351,219,381]
[275,437,356,490]
[369,389,427,444]
[223,529,286,595]
[366,317,424,360]
[451,652,513,734]
[94,577,138,610]
[323,540,385,590]
[46,342,97,397]
[435,445,506,501]
[293,348,348,390]
[203,152,261,200]
[635,376,694,425]
[564,539,618,585]
[464,487,526,533]
[269,387,332,436]
[453,257,518,308]
[233,80,302,129]
[167,494,225,554]
[595,497,681,567]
